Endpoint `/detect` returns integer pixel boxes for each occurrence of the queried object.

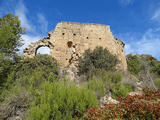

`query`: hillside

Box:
[0,14,160,120]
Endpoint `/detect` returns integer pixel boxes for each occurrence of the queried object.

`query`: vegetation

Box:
[0,13,25,98]
[154,78,160,88]
[83,89,160,120]
[0,13,160,120]
[78,46,119,77]
[150,60,160,76]
[14,55,59,89]
[0,54,59,102]
[0,53,13,91]
[0,14,98,120]
[87,70,132,99]
[27,81,98,120]
[0,13,24,56]
[127,54,160,89]
[127,54,141,75]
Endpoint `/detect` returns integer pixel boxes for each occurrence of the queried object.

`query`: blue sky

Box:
[0,0,160,60]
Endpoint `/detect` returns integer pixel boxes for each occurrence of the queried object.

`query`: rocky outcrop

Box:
[99,95,119,107]
[128,91,143,96]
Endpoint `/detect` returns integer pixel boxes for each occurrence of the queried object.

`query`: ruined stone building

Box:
[23,22,127,71]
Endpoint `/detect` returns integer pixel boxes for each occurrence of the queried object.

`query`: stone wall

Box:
[23,22,127,71]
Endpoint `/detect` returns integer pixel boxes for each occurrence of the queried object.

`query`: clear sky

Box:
[0,0,160,60]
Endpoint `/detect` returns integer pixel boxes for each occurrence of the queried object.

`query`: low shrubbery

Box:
[127,54,141,75]
[0,54,59,102]
[83,89,160,120]
[27,81,98,120]
[154,78,160,88]
[87,70,132,99]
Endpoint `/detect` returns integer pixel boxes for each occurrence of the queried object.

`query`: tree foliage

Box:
[78,47,119,77]
[0,13,25,56]
[0,13,24,95]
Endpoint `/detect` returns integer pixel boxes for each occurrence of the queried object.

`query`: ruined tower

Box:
[23,22,127,71]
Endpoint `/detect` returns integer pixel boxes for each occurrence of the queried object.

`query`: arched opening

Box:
[67,41,73,48]
[36,46,50,55]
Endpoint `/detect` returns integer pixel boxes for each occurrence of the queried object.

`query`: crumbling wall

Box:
[23,38,54,58]
[23,22,127,71]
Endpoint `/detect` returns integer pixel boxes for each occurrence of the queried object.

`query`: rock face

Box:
[99,95,119,107]
[24,22,127,71]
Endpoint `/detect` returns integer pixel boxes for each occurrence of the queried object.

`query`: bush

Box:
[78,47,119,77]
[151,63,160,76]
[154,78,160,88]
[0,55,59,102]
[112,83,133,99]
[15,54,59,77]
[88,76,106,97]
[83,89,160,120]
[0,88,33,119]
[0,53,13,90]
[127,55,141,75]
[14,54,59,89]
[27,81,98,120]
[87,70,131,99]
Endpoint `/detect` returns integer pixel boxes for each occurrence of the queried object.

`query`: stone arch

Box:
[23,38,54,58]
[36,45,50,55]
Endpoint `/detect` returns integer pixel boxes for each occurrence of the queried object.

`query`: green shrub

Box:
[15,54,59,78]
[0,55,59,102]
[27,81,98,120]
[87,70,128,99]
[88,76,106,97]
[14,55,59,89]
[0,53,14,99]
[151,63,160,76]
[78,47,119,77]
[154,78,160,88]
[127,55,141,75]
[0,54,12,82]
[112,83,133,99]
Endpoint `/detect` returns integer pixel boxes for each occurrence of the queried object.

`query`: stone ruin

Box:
[23,22,127,71]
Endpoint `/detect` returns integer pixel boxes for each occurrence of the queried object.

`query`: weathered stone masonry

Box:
[23,22,127,71]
